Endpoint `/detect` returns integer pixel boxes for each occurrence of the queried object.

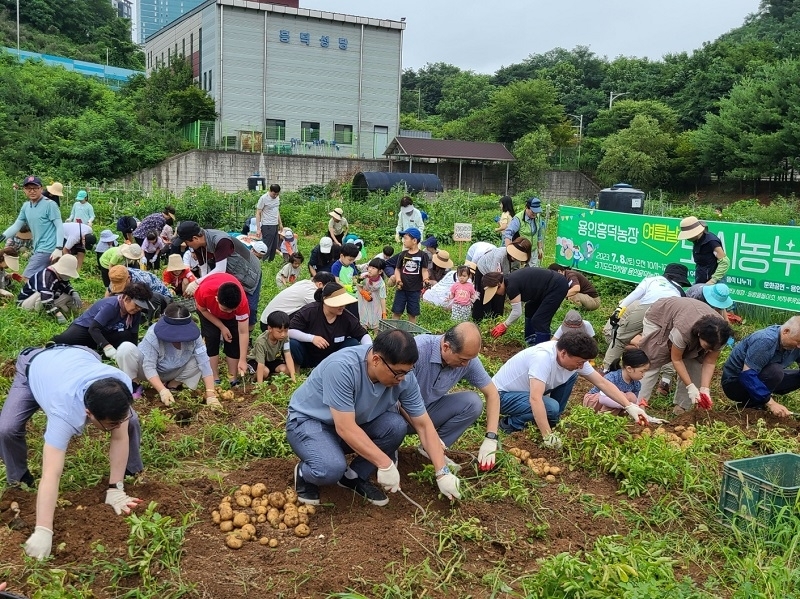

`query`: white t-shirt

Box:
[492,342,594,394]
[260,279,317,323]
[466,242,497,264]
[28,347,132,451]
[554,321,595,338]
[276,262,300,287]
[62,222,94,251]
[256,193,280,226]
[621,275,682,307]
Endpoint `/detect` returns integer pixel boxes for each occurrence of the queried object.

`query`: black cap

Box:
[176,221,201,241]
[663,263,691,287]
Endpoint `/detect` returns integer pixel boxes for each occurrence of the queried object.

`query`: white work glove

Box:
[50,248,62,261]
[377,462,401,493]
[159,388,175,406]
[184,280,200,297]
[699,386,711,397]
[103,345,117,360]
[477,438,498,471]
[625,404,648,423]
[24,526,53,560]
[543,432,563,450]
[436,473,461,500]
[686,383,700,405]
[105,488,141,515]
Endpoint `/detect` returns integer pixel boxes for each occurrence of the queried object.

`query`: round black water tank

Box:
[597,183,644,214]
[351,172,443,201]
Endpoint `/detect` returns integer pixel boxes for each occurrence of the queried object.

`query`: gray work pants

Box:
[405,391,483,448]
[0,347,143,484]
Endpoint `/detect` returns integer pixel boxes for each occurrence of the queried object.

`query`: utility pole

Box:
[16,0,20,58]
[417,89,422,120]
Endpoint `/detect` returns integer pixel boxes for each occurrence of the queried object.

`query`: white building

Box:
[144,0,405,159]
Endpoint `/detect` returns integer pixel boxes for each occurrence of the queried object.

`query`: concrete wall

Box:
[121,150,600,199]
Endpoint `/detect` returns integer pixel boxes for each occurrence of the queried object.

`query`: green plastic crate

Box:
[719,453,800,529]
[377,319,430,336]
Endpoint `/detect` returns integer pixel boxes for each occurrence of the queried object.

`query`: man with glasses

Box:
[408,323,501,472]
[1,176,65,279]
[0,345,143,560]
[286,329,461,507]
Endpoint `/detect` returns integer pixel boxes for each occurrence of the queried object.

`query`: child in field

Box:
[250,310,295,382]
[276,252,304,289]
[447,265,479,322]
[279,228,298,262]
[553,309,596,340]
[142,231,165,269]
[357,258,387,331]
[163,254,197,296]
[0,248,22,298]
[392,227,430,323]
[583,348,650,415]
[331,243,361,316]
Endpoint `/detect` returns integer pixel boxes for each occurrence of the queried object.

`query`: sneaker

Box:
[337,475,389,506]
[498,417,515,434]
[416,445,462,473]
[657,381,671,396]
[10,469,36,488]
[294,463,319,505]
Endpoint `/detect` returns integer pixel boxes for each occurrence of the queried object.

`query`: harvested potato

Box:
[298,513,309,525]
[297,505,308,515]
[211,510,221,524]
[680,431,695,440]
[251,516,257,525]
[220,521,234,532]
[508,447,521,457]
[242,523,256,539]
[674,425,686,432]
[235,494,252,508]
[233,512,249,528]
[251,498,261,509]
[279,523,287,530]
[284,488,298,504]
[284,513,299,527]
[305,504,316,515]
[519,450,531,462]
[641,428,651,437]
[257,514,267,524]
[283,503,298,515]
[294,523,310,537]
[239,484,252,496]
[251,483,267,498]
[545,475,556,482]
[254,505,267,516]
[219,504,234,521]
[549,467,561,475]
[221,495,232,504]
[239,528,252,542]
[221,390,235,401]
[259,536,270,545]
[268,492,287,509]
[269,538,279,548]
[226,534,243,549]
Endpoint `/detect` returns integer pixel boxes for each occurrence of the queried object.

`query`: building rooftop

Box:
[384,137,515,162]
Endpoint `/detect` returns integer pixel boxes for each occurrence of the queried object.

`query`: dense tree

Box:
[436,71,495,121]
[513,126,554,189]
[596,115,675,188]
[588,99,679,138]
[489,79,563,143]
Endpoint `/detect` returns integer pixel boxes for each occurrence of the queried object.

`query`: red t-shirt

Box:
[194,273,249,321]
[162,267,196,289]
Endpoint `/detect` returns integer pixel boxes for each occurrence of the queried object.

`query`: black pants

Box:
[722,364,800,408]
[198,313,242,359]
[472,269,505,321]
[523,277,570,344]
[51,324,136,350]
[261,224,279,262]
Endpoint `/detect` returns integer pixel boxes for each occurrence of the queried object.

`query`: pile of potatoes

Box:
[211,483,316,550]
[219,389,236,401]
[507,447,562,482]
[633,425,696,450]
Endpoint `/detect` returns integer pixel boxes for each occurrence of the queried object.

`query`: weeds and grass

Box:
[208,414,293,459]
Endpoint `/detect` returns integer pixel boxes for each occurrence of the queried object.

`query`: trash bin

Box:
[597,183,644,214]
[247,176,266,191]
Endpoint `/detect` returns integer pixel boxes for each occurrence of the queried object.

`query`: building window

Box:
[208,70,212,91]
[182,39,185,58]
[203,72,207,90]
[266,119,286,141]
[334,124,353,145]
[301,121,320,143]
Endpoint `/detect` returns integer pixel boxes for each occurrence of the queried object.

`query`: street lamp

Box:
[609,91,628,108]
[16,0,20,58]
[568,114,583,170]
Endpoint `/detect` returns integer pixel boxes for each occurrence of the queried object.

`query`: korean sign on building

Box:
[555,206,800,311]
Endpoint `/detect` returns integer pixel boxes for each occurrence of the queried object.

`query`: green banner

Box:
[555,205,800,311]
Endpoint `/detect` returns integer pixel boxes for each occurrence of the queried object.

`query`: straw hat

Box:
[15,229,32,240]
[323,286,358,307]
[109,265,131,294]
[51,254,80,279]
[464,261,477,273]
[702,283,734,309]
[432,250,454,269]
[329,207,344,221]
[677,216,706,240]
[166,254,186,272]
[3,253,20,272]
[120,244,143,261]
[506,243,528,262]
[46,182,64,196]
[482,282,503,304]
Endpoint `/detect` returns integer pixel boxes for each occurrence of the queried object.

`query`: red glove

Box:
[490,323,507,338]
[10,273,23,282]
[698,393,713,410]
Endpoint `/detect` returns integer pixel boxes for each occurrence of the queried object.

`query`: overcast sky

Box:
[307,0,761,74]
